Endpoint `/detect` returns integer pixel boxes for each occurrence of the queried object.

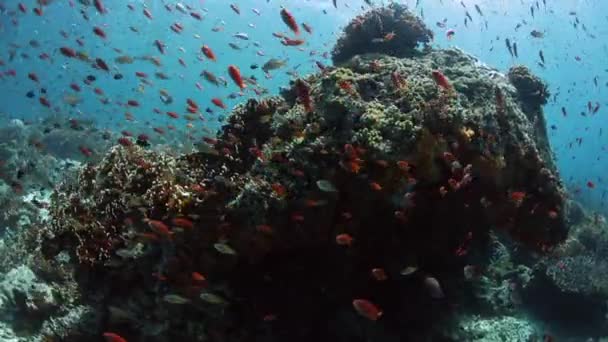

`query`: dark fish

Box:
[513,42,518,58]
[505,38,513,57]
[26,90,35,98]
[332,0,336,8]
[561,107,567,117]
[465,11,473,22]
[114,73,123,80]
[474,4,483,16]
[593,76,598,87]
[250,64,259,70]
[539,50,545,64]
[86,75,96,81]
[530,30,544,38]
[530,6,534,18]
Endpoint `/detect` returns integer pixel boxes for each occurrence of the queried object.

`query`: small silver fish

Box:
[164,294,190,304]
[233,32,249,40]
[316,179,338,192]
[200,292,228,305]
[214,242,237,255]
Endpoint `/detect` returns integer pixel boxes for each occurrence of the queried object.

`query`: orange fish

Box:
[228,65,246,90]
[280,8,299,35]
[201,45,216,61]
[336,233,353,246]
[103,332,127,342]
[352,299,383,321]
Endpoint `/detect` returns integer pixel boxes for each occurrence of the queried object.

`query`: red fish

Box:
[146,219,173,238]
[102,332,127,342]
[294,79,313,113]
[587,181,595,188]
[93,26,106,39]
[18,3,27,13]
[281,37,305,46]
[79,146,93,157]
[335,233,353,246]
[33,7,42,16]
[352,299,383,321]
[28,72,39,83]
[431,70,451,89]
[192,272,206,282]
[39,97,51,107]
[201,45,216,61]
[228,65,246,90]
[117,137,132,147]
[167,111,179,119]
[94,0,105,14]
[211,97,226,109]
[187,98,198,109]
[369,181,382,191]
[280,8,299,35]
[127,99,139,107]
[95,58,109,71]
[59,47,76,58]
[135,71,147,78]
[371,268,388,281]
[70,83,81,92]
[190,12,202,20]
[271,183,287,197]
[172,217,194,229]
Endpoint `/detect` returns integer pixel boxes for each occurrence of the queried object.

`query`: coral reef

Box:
[4,4,572,341]
[448,315,539,341]
[332,3,433,64]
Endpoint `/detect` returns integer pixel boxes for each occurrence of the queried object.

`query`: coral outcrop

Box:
[7,3,573,341]
[331,3,433,64]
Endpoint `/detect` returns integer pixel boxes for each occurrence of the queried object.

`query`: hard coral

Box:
[507,65,550,107]
[332,3,433,65]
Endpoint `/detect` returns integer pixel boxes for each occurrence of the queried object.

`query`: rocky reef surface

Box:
[0,3,606,342]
